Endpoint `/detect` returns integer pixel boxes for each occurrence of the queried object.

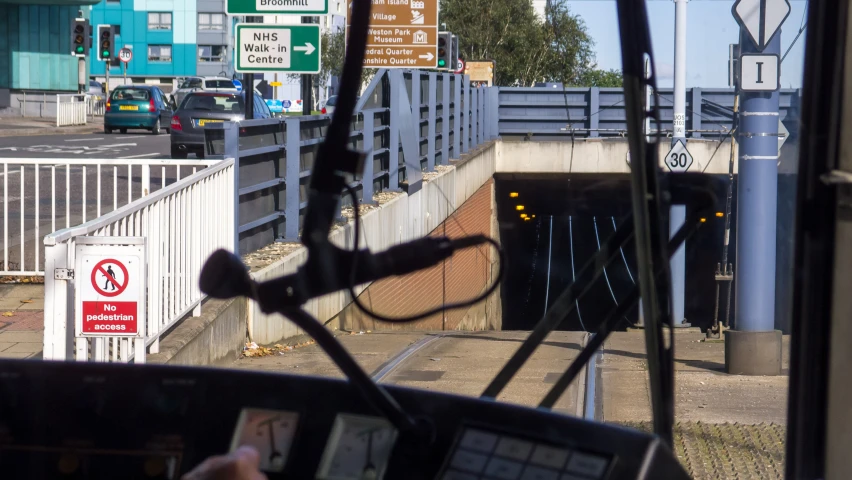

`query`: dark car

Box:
[104,85,174,135]
[169,91,273,158]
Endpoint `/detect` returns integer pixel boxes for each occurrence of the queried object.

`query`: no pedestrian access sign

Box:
[236,24,321,74]
[75,239,146,338]
[227,0,328,15]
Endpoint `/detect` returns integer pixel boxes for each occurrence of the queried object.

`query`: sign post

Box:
[346,0,438,68]
[75,237,146,363]
[235,24,321,74]
[728,0,789,375]
[118,48,132,85]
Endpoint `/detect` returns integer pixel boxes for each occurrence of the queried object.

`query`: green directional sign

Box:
[235,24,321,74]
[227,0,327,15]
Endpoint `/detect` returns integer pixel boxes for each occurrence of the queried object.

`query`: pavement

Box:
[0,117,103,137]
[0,284,44,359]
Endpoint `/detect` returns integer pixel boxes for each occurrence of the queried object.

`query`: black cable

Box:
[343,184,506,323]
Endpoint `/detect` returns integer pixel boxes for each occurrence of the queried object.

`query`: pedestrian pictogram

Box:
[91,258,129,297]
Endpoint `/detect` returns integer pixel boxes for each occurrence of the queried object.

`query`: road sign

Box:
[455,58,465,74]
[778,118,789,153]
[118,48,132,63]
[347,0,438,68]
[233,79,243,92]
[740,54,779,92]
[464,61,494,86]
[235,24,320,74]
[665,139,693,172]
[732,0,790,52]
[75,239,145,338]
[226,0,327,15]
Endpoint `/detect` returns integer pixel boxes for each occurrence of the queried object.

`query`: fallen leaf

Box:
[20,300,32,304]
[2,312,13,317]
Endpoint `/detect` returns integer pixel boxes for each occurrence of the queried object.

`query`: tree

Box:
[296,30,377,94]
[580,68,623,87]
[440,0,623,87]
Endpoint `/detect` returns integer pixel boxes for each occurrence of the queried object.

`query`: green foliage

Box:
[292,30,376,90]
[440,0,624,87]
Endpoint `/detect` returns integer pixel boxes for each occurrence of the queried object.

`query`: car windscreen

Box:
[326,96,337,106]
[180,94,244,113]
[205,80,236,89]
[110,88,150,101]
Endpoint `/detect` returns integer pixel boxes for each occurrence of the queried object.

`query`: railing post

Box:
[462,75,470,153]
[362,112,375,204]
[223,122,241,253]
[442,73,450,163]
[142,165,151,196]
[488,87,500,139]
[43,243,71,360]
[478,86,485,144]
[411,71,421,170]
[389,69,402,190]
[427,72,437,170]
[471,86,478,148]
[55,95,60,127]
[285,117,301,240]
[589,87,600,137]
[453,74,461,158]
[692,87,702,138]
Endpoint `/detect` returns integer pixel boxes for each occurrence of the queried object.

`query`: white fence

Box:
[56,94,88,127]
[87,94,106,117]
[43,158,236,362]
[0,158,216,276]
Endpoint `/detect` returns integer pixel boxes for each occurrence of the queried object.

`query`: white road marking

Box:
[118,153,161,159]
[65,137,104,142]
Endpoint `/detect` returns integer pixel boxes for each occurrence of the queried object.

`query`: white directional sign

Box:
[732,0,791,51]
[740,54,780,91]
[665,139,693,172]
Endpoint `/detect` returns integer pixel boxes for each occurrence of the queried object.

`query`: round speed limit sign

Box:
[118,48,133,63]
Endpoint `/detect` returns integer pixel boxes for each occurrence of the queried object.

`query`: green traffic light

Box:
[438,59,446,67]
[102,51,110,58]
[75,46,84,54]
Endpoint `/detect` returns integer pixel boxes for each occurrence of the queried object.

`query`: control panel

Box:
[0,360,688,479]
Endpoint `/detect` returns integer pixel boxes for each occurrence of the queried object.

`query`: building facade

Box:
[89,0,236,90]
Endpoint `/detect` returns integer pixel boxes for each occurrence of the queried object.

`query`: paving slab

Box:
[0,331,43,343]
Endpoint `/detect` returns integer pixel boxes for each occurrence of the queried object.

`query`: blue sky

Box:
[566,0,808,88]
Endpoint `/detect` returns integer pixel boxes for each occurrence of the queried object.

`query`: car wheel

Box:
[104,126,112,134]
[151,119,161,135]
[120,128,127,134]
[171,146,187,159]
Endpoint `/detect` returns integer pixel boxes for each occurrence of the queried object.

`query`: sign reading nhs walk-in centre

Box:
[235,24,321,74]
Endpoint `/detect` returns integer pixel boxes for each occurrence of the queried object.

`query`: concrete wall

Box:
[247,141,499,345]
[497,138,737,175]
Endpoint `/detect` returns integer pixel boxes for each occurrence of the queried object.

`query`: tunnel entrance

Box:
[494,173,737,333]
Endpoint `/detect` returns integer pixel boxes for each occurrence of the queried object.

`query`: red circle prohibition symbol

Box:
[91,259,129,297]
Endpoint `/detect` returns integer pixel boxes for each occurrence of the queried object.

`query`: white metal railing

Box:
[56,94,88,127]
[0,158,217,276]
[87,94,106,117]
[43,158,236,363]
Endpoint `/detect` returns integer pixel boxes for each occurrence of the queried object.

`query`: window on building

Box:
[148,45,172,62]
[148,12,172,30]
[198,45,227,63]
[198,13,225,30]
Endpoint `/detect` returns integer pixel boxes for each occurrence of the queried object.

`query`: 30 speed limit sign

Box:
[665,139,693,172]
[118,48,133,63]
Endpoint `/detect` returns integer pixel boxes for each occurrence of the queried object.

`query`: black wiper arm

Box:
[615,0,675,448]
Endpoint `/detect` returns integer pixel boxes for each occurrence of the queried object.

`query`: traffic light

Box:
[97,25,115,62]
[71,18,89,56]
[438,32,451,70]
[451,34,459,71]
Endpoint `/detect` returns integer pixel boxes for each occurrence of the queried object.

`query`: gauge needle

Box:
[257,416,284,463]
[362,429,377,480]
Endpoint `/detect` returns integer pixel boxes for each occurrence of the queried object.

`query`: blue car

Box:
[104,85,175,135]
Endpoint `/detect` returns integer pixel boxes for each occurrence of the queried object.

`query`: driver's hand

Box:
[182,446,268,480]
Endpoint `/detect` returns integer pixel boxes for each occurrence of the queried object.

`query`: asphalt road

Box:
[0,131,207,274]
[0,131,178,159]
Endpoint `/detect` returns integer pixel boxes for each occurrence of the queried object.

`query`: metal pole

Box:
[669,0,688,327]
[735,32,781,333]
[124,61,127,85]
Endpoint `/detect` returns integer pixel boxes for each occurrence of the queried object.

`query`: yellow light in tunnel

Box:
[700,218,707,223]
[531,214,536,218]
[524,217,531,221]
[520,213,528,218]
[715,212,724,217]
[510,192,519,198]
[515,205,524,211]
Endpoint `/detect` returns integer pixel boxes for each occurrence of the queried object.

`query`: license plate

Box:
[119,105,138,111]
[196,119,223,127]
